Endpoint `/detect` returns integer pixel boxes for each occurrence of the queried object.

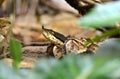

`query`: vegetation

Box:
[0,1,120,79]
[9,38,22,69]
[78,1,120,28]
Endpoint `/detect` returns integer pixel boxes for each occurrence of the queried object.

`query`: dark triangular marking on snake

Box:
[42,25,67,42]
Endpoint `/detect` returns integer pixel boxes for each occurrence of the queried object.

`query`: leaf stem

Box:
[85,28,120,46]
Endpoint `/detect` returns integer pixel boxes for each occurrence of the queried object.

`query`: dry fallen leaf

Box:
[0,18,11,57]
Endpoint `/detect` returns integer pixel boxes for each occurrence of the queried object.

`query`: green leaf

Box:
[96,39,120,58]
[77,1,120,28]
[0,54,120,79]
[0,62,22,79]
[9,38,22,69]
[88,59,120,79]
[30,55,93,79]
[30,54,120,79]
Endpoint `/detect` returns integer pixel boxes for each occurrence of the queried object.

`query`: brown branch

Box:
[65,0,97,15]
[65,0,116,15]
[0,0,4,6]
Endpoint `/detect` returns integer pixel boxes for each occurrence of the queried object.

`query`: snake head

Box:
[42,25,67,45]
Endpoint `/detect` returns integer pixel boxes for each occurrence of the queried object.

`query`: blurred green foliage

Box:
[77,1,120,28]
[9,38,22,69]
[0,54,120,79]
[0,1,120,79]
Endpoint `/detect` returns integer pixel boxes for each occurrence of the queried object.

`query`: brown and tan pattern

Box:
[0,18,11,58]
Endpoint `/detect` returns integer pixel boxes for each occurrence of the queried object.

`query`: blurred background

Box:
[1,0,120,68]
[0,0,99,67]
[0,1,120,79]
[1,0,97,44]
